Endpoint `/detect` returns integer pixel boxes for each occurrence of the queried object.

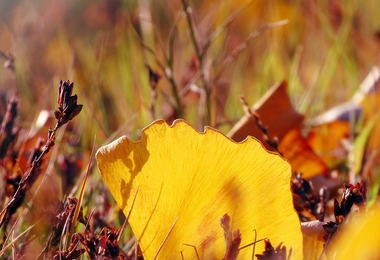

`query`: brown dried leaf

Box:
[227,81,303,151]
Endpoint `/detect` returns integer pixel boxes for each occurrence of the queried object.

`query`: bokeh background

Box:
[1,0,379,142]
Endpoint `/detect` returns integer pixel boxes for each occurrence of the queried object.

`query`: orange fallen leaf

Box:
[96,119,303,259]
[306,121,350,168]
[280,127,328,178]
[306,102,359,169]
[17,110,55,172]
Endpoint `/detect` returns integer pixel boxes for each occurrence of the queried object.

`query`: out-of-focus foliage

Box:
[1,0,380,142]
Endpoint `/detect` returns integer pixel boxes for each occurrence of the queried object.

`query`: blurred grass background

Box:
[1,0,379,142]
[0,0,379,257]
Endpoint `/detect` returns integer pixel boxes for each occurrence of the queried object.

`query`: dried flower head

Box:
[335,181,367,223]
[323,181,367,243]
[291,173,327,222]
[0,98,18,159]
[148,66,161,90]
[54,80,83,126]
[255,239,291,260]
[220,213,241,260]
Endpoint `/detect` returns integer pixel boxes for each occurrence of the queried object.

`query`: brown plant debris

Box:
[220,213,241,260]
[255,239,292,260]
[55,80,83,127]
[0,80,83,231]
[323,180,367,242]
[291,173,328,222]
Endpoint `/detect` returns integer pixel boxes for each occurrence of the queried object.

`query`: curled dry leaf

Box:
[301,221,326,260]
[96,119,303,259]
[17,110,55,172]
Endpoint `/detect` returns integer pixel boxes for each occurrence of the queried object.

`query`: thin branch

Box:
[240,96,282,155]
[181,0,214,124]
[0,80,83,230]
[127,11,183,117]
[215,20,288,81]
[168,15,180,67]
[204,0,256,55]
[181,0,202,60]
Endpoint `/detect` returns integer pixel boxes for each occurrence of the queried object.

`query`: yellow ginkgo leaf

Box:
[328,205,380,260]
[96,119,303,259]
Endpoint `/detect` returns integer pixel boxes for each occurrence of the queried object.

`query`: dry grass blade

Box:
[127,9,183,118]
[205,0,256,52]
[0,220,40,256]
[215,20,289,80]
[182,244,200,260]
[67,137,96,248]
[117,187,139,243]
[153,217,178,260]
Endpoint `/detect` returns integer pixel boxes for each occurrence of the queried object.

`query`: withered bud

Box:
[56,80,83,126]
[148,66,161,90]
[58,80,74,108]
[220,213,231,230]
[256,240,289,260]
[54,110,63,120]
[0,51,15,71]
[229,229,242,259]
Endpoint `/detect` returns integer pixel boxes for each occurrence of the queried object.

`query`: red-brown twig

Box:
[0,80,82,230]
[240,96,282,155]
